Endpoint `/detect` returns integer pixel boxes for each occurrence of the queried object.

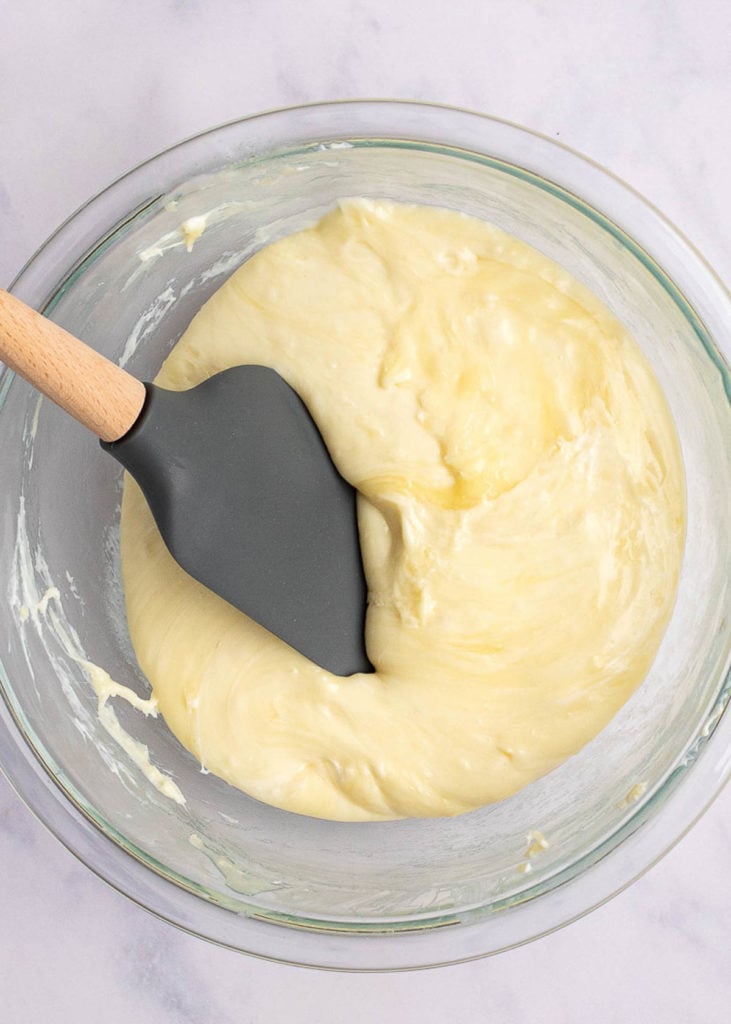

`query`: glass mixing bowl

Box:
[1,101,730,971]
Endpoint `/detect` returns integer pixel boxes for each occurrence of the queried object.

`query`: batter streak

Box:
[120,200,685,821]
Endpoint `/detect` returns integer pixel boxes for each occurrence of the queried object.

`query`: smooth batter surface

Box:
[120,200,685,821]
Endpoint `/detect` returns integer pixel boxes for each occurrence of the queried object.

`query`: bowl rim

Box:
[9,98,731,302]
[1,98,730,971]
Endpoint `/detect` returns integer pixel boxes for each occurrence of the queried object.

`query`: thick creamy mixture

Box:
[120,200,685,822]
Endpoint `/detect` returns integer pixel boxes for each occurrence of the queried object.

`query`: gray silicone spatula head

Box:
[104,366,373,676]
[0,290,372,677]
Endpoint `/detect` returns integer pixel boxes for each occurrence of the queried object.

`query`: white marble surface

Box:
[1,0,729,1019]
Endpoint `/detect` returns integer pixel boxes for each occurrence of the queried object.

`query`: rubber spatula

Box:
[0,290,372,676]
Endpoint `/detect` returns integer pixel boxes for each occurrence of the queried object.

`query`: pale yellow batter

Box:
[120,200,685,821]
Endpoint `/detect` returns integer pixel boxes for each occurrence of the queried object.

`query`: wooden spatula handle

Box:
[0,289,146,442]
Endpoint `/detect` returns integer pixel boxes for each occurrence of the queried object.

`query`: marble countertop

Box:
[1,1,729,1020]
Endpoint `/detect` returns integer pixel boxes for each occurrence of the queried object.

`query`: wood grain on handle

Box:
[0,289,146,442]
